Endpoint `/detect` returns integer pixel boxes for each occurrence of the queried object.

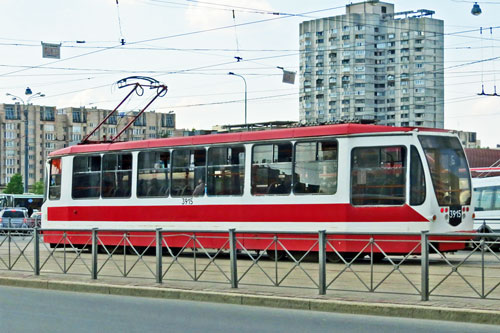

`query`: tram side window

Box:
[102,153,132,198]
[251,143,292,195]
[72,155,101,199]
[410,146,426,205]
[474,186,500,211]
[351,146,406,205]
[207,146,245,196]
[49,158,62,200]
[171,149,206,197]
[294,141,338,195]
[137,151,170,197]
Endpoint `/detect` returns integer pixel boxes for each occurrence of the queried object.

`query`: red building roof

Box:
[465,148,500,177]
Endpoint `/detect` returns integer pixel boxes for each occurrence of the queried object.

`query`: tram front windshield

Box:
[419,135,471,206]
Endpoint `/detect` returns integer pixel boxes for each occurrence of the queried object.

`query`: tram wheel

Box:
[164,247,183,256]
[371,253,386,262]
[266,250,286,261]
[326,252,342,263]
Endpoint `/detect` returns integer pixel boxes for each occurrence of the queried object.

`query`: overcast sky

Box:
[1,0,499,147]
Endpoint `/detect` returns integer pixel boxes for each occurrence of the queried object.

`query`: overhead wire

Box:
[1,3,498,119]
[0,4,346,79]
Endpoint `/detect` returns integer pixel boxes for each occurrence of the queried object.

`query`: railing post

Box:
[156,228,163,284]
[229,228,238,288]
[318,230,326,295]
[91,228,98,280]
[420,231,429,301]
[8,218,11,269]
[480,237,485,298]
[33,227,40,276]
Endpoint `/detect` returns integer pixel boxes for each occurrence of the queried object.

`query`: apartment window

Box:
[40,107,55,121]
[134,113,146,126]
[72,109,86,123]
[161,114,175,127]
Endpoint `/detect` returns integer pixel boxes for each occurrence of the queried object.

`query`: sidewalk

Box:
[0,270,499,326]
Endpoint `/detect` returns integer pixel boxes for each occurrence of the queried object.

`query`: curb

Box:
[0,276,499,325]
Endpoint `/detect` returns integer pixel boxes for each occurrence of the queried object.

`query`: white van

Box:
[473,176,500,232]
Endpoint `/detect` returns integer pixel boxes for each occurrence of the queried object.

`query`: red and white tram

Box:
[42,123,474,255]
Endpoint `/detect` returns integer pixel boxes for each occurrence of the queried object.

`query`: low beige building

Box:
[0,103,175,190]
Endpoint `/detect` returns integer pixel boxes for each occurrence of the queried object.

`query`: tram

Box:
[472,175,500,233]
[41,123,474,255]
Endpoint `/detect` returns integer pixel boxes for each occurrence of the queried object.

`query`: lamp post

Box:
[471,2,482,16]
[6,88,45,193]
[228,72,247,128]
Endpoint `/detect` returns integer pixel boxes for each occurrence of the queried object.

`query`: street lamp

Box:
[471,2,482,16]
[6,88,45,193]
[228,72,247,128]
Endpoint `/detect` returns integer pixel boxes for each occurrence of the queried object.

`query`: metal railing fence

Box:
[1,227,500,301]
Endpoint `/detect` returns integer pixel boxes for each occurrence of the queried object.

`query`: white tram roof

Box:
[472,176,500,188]
[50,123,448,157]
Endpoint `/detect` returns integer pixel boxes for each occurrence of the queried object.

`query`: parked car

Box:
[0,208,31,228]
[30,211,42,227]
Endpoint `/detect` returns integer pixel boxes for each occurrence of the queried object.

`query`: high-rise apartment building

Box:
[299,0,444,128]
[0,104,176,189]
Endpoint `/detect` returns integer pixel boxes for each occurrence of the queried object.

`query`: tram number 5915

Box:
[182,198,193,205]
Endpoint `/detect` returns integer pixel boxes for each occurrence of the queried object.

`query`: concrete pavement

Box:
[0,268,499,326]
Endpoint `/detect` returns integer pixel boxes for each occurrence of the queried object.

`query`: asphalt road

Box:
[0,286,498,333]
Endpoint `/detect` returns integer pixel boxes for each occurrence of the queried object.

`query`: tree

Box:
[4,173,24,194]
[33,181,44,195]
